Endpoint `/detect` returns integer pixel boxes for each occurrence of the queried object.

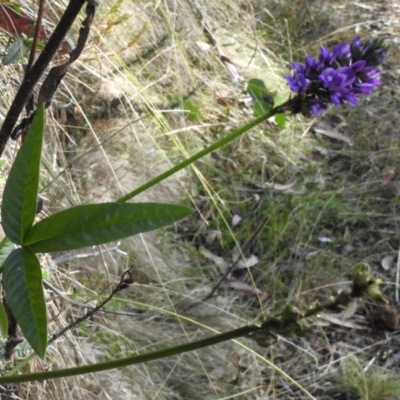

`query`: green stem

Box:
[0,325,261,384]
[117,109,277,203]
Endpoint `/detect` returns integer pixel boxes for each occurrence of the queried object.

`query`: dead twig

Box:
[0,0,88,156]
[48,270,134,345]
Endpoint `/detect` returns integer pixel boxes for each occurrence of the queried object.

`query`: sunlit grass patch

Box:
[338,356,400,400]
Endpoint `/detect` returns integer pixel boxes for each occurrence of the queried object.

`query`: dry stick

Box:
[6,274,136,377]
[38,0,98,108]
[12,0,98,140]
[48,270,133,345]
[0,0,87,156]
[23,0,46,117]
[43,279,141,317]
[25,0,45,75]
[2,296,22,359]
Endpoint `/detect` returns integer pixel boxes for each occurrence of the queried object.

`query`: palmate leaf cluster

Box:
[0,106,192,358]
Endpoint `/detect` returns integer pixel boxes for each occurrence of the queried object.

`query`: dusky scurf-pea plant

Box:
[283,37,389,117]
[0,2,390,388]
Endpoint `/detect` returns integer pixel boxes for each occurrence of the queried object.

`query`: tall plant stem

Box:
[0,325,260,383]
[117,109,277,203]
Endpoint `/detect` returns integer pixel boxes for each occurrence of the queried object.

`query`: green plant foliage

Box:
[24,202,193,253]
[0,300,8,338]
[247,78,269,102]
[246,78,286,126]
[0,103,192,358]
[2,39,28,65]
[0,237,14,335]
[253,100,270,117]
[0,237,15,271]
[1,106,44,244]
[340,357,400,400]
[183,99,200,121]
[247,78,272,117]
[3,248,47,358]
[274,113,286,128]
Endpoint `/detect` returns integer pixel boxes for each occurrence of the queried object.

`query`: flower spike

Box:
[284,37,389,117]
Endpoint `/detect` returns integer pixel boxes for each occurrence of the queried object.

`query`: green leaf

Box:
[247,79,276,117]
[3,248,47,358]
[0,300,8,338]
[274,113,286,128]
[0,237,15,272]
[183,100,199,121]
[247,78,268,101]
[1,106,45,244]
[25,202,193,253]
[2,39,28,65]
[253,101,269,118]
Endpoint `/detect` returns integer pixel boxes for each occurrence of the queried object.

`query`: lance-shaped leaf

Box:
[1,106,45,244]
[0,237,15,272]
[3,248,47,358]
[24,202,193,253]
[0,300,8,338]
[0,238,15,336]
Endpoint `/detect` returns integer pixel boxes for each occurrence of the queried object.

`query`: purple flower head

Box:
[284,37,388,117]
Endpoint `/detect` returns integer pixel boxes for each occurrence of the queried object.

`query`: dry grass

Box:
[0,0,400,399]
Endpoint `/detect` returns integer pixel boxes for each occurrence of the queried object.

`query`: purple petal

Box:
[352,82,375,95]
[306,98,327,117]
[332,42,351,63]
[334,67,356,86]
[305,55,318,74]
[286,73,309,92]
[291,62,306,73]
[319,68,336,88]
[330,92,342,105]
[319,47,332,66]
[352,37,362,47]
[342,92,358,106]
[351,60,367,72]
